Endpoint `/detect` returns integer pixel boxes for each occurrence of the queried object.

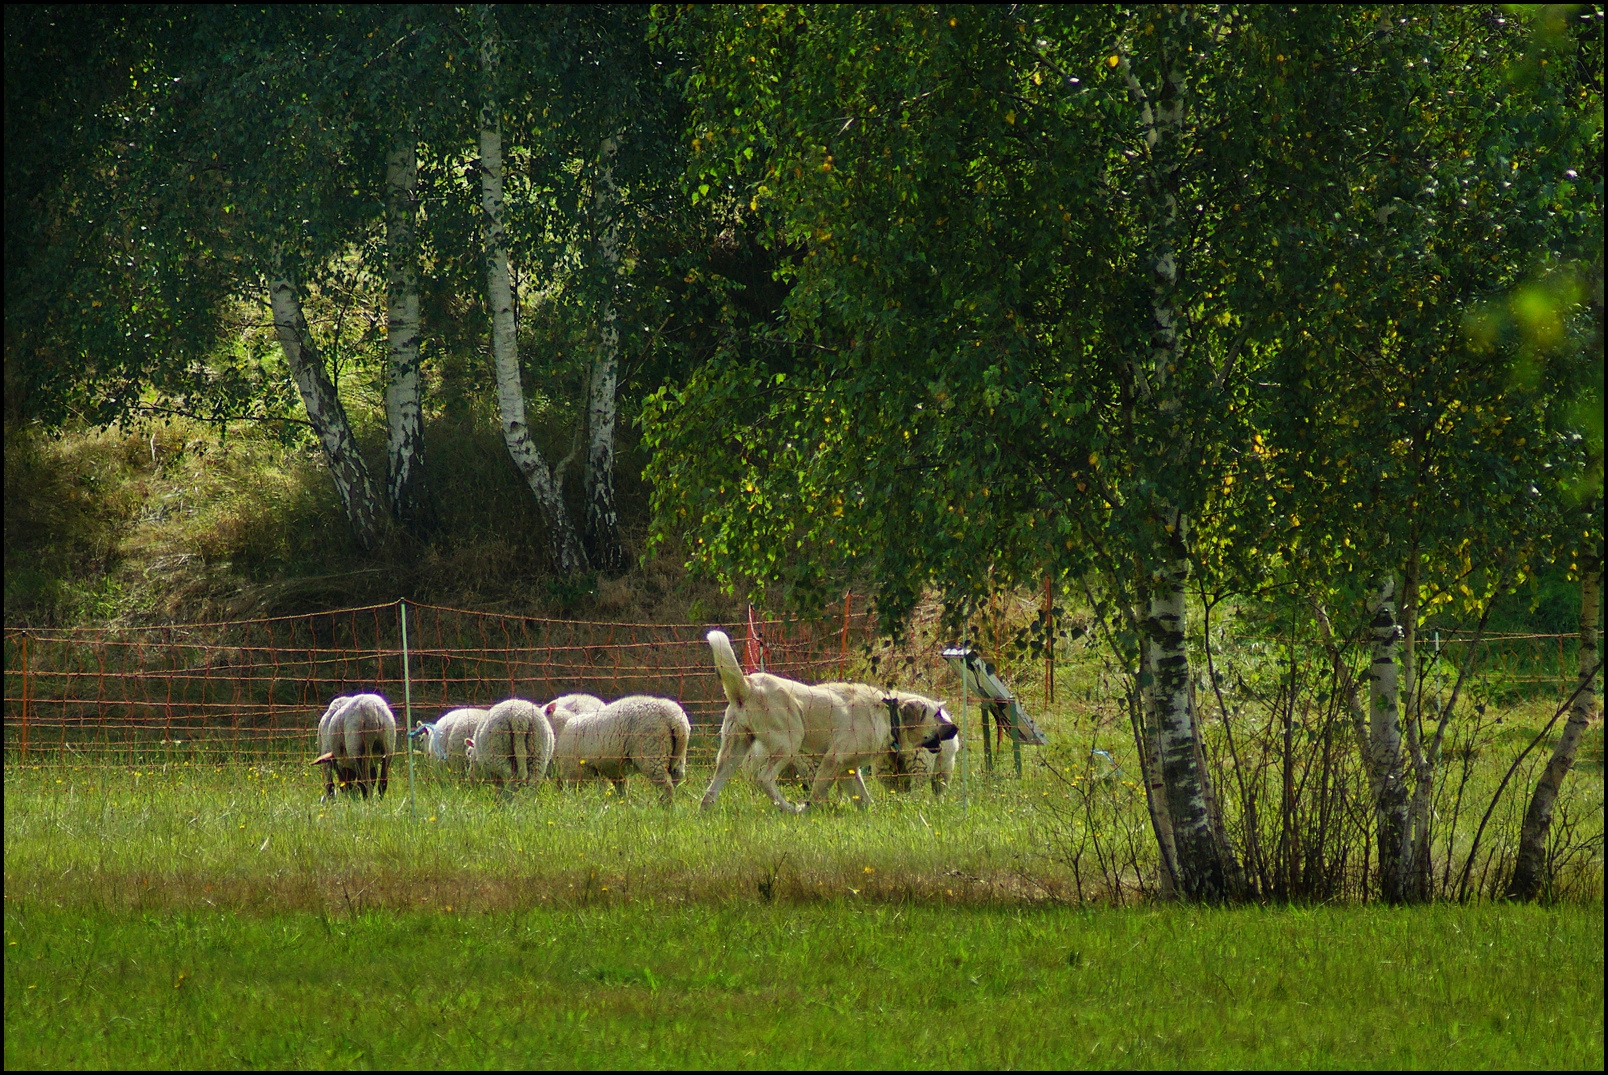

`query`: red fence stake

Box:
[1044,575,1055,706]
[839,592,853,679]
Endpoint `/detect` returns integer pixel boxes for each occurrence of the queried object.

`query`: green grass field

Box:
[6,902,1601,1069]
[5,759,1604,1068]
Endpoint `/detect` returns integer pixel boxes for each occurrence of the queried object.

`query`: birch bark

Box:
[1365,576,1413,903]
[1145,534,1228,899]
[268,274,385,551]
[1507,546,1603,900]
[384,135,430,533]
[583,132,628,573]
[477,6,588,575]
[1313,576,1413,903]
[1136,640,1180,898]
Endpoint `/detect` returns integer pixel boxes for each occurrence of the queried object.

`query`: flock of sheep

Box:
[312,629,963,811]
[313,692,690,804]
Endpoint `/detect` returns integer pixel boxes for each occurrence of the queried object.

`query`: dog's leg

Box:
[754,750,805,814]
[700,723,755,808]
[808,753,850,808]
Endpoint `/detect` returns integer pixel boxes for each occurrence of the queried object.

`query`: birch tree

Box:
[1508,538,1604,900]
[268,271,385,551]
[583,132,629,573]
[384,134,431,534]
[476,5,588,575]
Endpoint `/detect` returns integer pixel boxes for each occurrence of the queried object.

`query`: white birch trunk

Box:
[477,6,588,575]
[1137,642,1180,898]
[583,132,628,573]
[268,275,384,550]
[1508,548,1603,900]
[1145,535,1229,899]
[1364,576,1413,903]
[1313,581,1409,902]
[385,135,430,533]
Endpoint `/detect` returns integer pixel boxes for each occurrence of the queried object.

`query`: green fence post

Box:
[959,645,969,819]
[400,599,415,819]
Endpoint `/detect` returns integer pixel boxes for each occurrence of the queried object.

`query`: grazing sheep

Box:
[407,707,490,775]
[313,693,397,801]
[540,693,606,739]
[550,695,690,805]
[464,699,555,791]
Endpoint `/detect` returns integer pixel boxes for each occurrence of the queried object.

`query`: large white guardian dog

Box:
[700,630,957,813]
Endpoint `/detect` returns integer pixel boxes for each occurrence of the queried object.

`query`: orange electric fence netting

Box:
[1,598,1582,772]
[1,599,893,769]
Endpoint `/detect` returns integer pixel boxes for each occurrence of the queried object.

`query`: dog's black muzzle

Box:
[919,713,959,753]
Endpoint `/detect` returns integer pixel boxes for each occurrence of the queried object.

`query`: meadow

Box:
[7,900,1601,1069]
[5,753,1604,1068]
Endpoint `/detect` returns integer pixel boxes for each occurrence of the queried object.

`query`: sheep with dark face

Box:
[313,693,397,801]
[464,698,554,790]
[408,707,490,776]
[550,695,691,805]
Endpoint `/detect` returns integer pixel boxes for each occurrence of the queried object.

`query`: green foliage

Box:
[643,4,1603,642]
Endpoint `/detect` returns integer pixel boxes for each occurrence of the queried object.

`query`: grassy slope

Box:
[3,415,735,627]
[5,901,1600,1069]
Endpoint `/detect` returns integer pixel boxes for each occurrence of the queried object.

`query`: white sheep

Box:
[464,698,555,790]
[312,693,397,801]
[408,707,490,775]
[540,692,605,736]
[549,694,690,805]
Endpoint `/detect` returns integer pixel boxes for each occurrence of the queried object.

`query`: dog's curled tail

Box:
[706,630,750,706]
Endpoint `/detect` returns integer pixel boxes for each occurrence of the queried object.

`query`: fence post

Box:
[400,599,415,819]
[1013,709,1024,778]
[19,634,29,762]
[958,643,969,819]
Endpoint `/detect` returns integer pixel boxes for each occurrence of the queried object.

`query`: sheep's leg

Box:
[378,751,390,799]
[610,777,628,797]
[847,765,874,810]
[700,724,755,808]
[639,756,676,806]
